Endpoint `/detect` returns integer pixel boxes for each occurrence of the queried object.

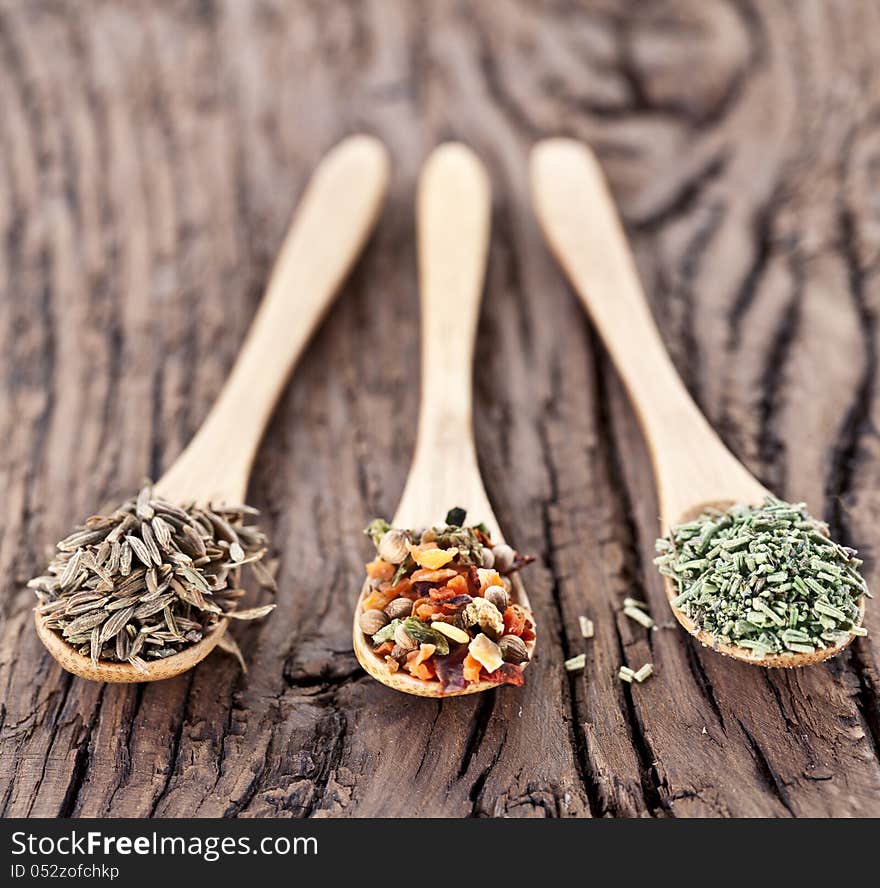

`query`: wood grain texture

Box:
[0,0,878,818]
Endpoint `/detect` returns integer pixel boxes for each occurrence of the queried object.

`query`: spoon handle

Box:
[155,134,390,505]
[530,139,766,524]
[394,143,498,533]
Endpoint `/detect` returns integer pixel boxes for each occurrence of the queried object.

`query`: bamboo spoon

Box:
[530,138,864,667]
[352,143,535,696]
[36,134,391,682]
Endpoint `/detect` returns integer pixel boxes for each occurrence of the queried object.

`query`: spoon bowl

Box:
[662,501,864,668]
[353,574,533,698]
[352,143,536,696]
[530,138,866,668]
[36,134,391,682]
[35,613,228,683]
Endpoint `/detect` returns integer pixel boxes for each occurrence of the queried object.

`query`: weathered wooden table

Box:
[1,0,879,818]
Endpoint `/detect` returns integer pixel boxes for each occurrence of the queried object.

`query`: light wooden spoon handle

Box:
[530,139,766,525]
[393,143,498,534]
[155,134,390,505]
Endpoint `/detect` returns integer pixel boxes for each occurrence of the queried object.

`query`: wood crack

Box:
[146,674,196,817]
[591,343,670,815]
[533,358,604,817]
[683,643,726,731]
[826,190,877,538]
[630,154,727,233]
[468,725,508,815]
[668,202,725,405]
[823,140,880,759]
[726,198,778,347]
[457,691,496,780]
[299,705,349,818]
[735,717,795,816]
[756,249,804,489]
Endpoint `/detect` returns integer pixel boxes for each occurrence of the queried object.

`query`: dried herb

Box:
[364,518,393,547]
[654,496,868,658]
[445,506,467,527]
[623,605,654,629]
[390,556,413,587]
[403,616,450,655]
[633,663,654,682]
[371,619,401,645]
[564,653,586,672]
[620,663,653,683]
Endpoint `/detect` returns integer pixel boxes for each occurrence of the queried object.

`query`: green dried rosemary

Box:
[654,496,869,658]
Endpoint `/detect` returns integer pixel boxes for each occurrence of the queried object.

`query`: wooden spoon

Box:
[352,143,535,696]
[530,138,864,667]
[36,134,391,682]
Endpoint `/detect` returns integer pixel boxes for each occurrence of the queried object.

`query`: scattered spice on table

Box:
[619,663,654,683]
[623,604,654,629]
[579,615,594,639]
[633,663,654,682]
[359,507,535,693]
[564,653,586,672]
[654,496,868,659]
[31,483,275,671]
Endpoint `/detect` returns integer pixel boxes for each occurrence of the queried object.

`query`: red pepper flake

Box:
[429,585,460,602]
[416,602,443,621]
[482,663,524,687]
[474,528,492,547]
[511,553,536,573]
[386,577,413,599]
[439,594,472,613]
[447,574,470,596]
[503,605,528,637]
